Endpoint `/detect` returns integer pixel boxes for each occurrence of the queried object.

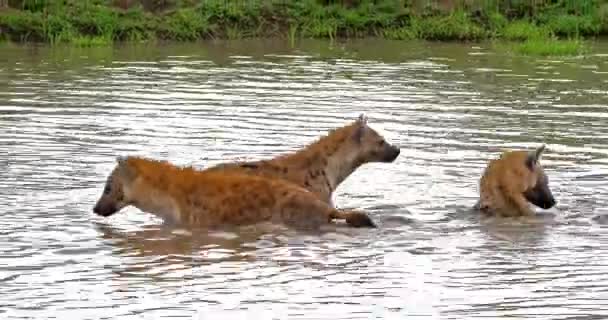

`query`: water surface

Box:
[1,39,608,319]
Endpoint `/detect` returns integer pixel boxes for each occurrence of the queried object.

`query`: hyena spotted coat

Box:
[205,114,401,223]
[476,145,557,217]
[92,156,376,230]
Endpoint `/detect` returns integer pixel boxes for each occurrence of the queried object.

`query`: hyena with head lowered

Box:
[476,144,557,217]
[206,114,401,226]
[92,156,377,230]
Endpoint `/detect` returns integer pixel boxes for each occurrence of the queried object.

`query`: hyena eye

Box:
[377,140,385,146]
[103,185,111,194]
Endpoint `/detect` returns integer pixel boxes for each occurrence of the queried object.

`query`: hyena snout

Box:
[524,185,556,210]
[93,200,119,217]
[539,193,557,209]
[381,143,400,162]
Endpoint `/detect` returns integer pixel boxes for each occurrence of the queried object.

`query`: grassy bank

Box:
[0,0,606,55]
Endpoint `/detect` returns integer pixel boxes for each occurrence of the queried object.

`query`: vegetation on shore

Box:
[0,0,605,56]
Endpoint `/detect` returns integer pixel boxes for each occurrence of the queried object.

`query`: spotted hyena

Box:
[206,114,400,224]
[475,145,557,217]
[92,156,376,230]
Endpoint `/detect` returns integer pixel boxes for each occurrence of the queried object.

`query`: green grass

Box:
[159,8,210,41]
[544,14,600,37]
[415,10,486,41]
[515,38,588,56]
[502,20,550,41]
[287,24,298,46]
[69,35,112,47]
[0,0,605,53]
[382,27,417,40]
[600,3,608,34]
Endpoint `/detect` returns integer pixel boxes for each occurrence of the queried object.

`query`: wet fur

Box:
[205,115,400,225]
[476,145,556,217]
[93,156,376,230]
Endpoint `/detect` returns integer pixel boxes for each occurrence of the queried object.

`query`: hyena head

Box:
[522,145,556,209]
[351,114,400,163]
[93,156,135,217]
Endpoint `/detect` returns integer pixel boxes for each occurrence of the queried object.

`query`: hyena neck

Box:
[324,146,362,190]
[124,162,185,224]
[308,123,361,192]
[128,183,182,224]
[277,123,360,194]
[134,197,181,224]
[288,140,362,194]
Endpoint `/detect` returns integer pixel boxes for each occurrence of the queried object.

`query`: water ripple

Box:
[1,40,607,319]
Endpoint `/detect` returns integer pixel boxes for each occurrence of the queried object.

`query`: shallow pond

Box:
[1,39,608,319]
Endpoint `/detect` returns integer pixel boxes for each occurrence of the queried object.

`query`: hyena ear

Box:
[115,156,136,181]
[357,113,368,125]
[526,144,546,170]
[353,113,368,143]
[116,156,127,165]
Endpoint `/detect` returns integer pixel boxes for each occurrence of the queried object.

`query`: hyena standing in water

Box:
[205,114,401,226]
[92,156,376,230]
[475,144,557,217]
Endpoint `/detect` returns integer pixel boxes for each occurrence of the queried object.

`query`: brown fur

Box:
[205,114,400,224]
[93,156,376,230]
[476,145,556,217]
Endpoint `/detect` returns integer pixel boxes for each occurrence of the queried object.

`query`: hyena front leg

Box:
[330,210,377,228]
[508,194,536,216]
[275,192,333,231]
[503,176,536,216]
[277,191,377,230]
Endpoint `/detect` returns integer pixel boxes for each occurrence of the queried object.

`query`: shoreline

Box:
[0,1,606,55]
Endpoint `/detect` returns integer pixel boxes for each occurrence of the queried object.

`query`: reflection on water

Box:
[1,39,608,319]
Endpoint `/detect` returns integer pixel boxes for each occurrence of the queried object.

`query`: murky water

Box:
[2,39,608,319]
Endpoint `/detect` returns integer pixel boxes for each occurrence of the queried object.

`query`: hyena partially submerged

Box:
[206,114,401,224]
[476,144,557,217]
[92,156,377,230]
